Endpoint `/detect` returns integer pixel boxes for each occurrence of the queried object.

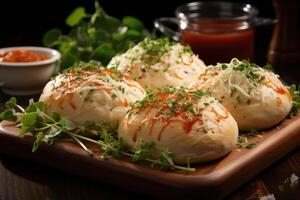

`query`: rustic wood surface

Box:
[0,150,299,200]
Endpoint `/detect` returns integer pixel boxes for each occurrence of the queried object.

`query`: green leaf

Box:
[51,112,60,122]
[105,15,121,32]
[60,53,77,70]
[21,112,41,134]
[25,101,45,113]
[0,109,17,122]
[155,149,175,170]
[60,117,76,131]
[114,40,135,53]
[4,97,17,109]
[91,43,116,65]
[66,7,86,27]
[288,84,300,118]
[79,121,95,133]
[58,37,77,55]
[32,132,45,152]
[93,15,120,33]
[124,29,142,39]
[122,16,144,31]
[80,50,92,62]
[72,26,91,47]
[132,140,155,162]
[43,28,62,47]
[113,30,141,42]
[91,29,109,47]
[101,152,110,160]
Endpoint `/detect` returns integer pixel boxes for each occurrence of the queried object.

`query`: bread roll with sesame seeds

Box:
[107,38,206,91]
[39,66,146,128]
[193,58,292,131]
[118,87,238,164]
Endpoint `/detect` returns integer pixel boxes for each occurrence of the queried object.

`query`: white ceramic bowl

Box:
[0,46,61,95]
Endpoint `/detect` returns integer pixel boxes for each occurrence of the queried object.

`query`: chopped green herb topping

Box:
[124,38,194,71]
[111,93,117,98]
[219,59,266,84]
[128,86,212,119]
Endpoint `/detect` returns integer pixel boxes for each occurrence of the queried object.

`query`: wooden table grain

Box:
[0,90,299,200]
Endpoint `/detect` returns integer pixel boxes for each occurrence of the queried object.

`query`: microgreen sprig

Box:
[0,98,195,172]
[236,129,262,149]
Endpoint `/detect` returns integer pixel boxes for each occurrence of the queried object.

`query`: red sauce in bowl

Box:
[0,49,49,62]
[181,19,255,65]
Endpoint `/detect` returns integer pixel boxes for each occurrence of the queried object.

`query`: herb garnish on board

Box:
[236,129,263,149]
[0,97,195,172]
[288,84,300,118]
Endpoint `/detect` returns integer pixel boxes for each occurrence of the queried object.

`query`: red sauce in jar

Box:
[0,49,49,62]
[181,19,254,65]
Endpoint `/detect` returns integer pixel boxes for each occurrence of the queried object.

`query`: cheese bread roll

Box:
[40,66,146,128]
[193,58,292,131]
[108,38,206,90]
[118,87,238,164]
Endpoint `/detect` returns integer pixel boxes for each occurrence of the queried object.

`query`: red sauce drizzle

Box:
[93,82,103,87]
[182,116,202,133]
[122,99,128,107]
[275,87,292,100]
[157,120,175,141]
[264,80,292,101]
[131,91,206,142]
[147,108,203,141]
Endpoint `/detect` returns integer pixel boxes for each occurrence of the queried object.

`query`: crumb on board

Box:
[284,173,299,188]
[259,194,276,200]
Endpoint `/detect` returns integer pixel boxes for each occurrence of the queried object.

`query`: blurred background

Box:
[0,0,274,46]
[0,0,277,68]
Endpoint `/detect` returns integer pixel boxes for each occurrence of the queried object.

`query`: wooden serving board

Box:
[0,115,300,199]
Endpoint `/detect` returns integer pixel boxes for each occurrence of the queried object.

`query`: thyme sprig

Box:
[0,97,195,172]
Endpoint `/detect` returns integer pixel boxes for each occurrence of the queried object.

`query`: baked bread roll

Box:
[118,87,238,164]
[193,58,292,131]
[40,66,146,128]
[107,38,206,90]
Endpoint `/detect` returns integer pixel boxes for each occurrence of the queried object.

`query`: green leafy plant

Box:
[43,1,151,70]
[288,84,300,118]
[237,129,262,149]
[0,98,195,172]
